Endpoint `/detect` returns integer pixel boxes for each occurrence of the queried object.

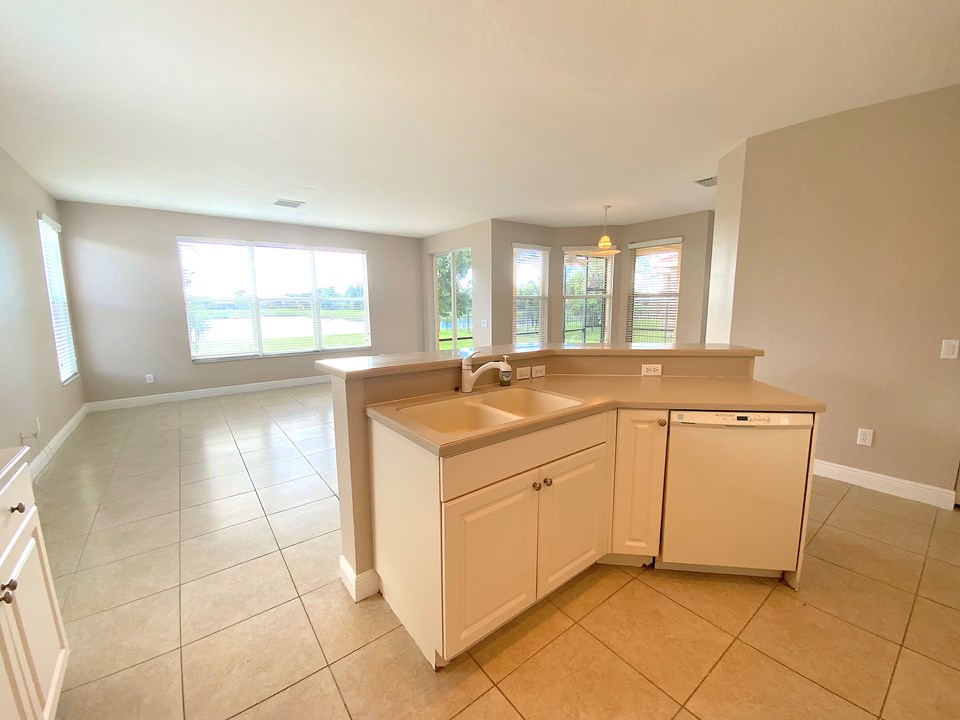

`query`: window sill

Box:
[190,347,373,364]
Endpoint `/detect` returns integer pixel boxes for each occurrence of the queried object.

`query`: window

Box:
[37,214,78,383]
[513,245,549,344]
[626,240,682,343]
[177,239,371,360]
[434,249,473,350]
[562,251,614,344]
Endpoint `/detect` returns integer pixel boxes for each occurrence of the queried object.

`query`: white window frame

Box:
[512,244,550,344]
[177,237,372,361]
[37,213,79,384]
[433,248,473,350]
[625,237,682,344]
[561,247,614,344]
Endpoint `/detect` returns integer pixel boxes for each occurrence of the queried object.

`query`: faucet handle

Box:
[461,351,478,368]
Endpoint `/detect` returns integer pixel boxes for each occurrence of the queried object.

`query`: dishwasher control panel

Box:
[672,411,813,428]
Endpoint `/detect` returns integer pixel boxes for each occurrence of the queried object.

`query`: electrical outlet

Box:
[856,428,874,447]
[641,364,663,376]
[145,373,155,384]
[941,339,959,360]
[532,365,546,378]
[480,319,489,328]
[516,366,531,380]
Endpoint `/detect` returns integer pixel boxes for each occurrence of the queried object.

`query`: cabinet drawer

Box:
[440,413,609,501]
[1,463,35,549]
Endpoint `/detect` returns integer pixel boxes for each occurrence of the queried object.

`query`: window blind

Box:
[562,251,614,344]
[626,243,682,344]
[512,246,549,344]
[177,239,371,360]
[38,215,79,383]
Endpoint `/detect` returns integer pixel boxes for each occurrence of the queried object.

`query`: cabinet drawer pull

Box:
[1,591,12,605]
[658,419,667,427]
[0,579,16,592]
[10,502,26,514]
[532,481,542,492]
[542,478,553,487]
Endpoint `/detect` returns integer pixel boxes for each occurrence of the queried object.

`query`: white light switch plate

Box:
[532,365,546,378]
[641,364,662,376]
[516,366,531,380]
[941,339,959,359]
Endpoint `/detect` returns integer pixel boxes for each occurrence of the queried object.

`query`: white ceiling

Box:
[2,1,959,237]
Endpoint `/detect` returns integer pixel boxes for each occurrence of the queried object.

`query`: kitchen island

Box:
[316,343,825,666]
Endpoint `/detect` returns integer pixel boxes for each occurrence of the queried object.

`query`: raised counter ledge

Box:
[315,342,764,379]
[365,375,825,457]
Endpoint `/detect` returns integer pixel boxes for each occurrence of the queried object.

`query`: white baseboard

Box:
[29,403,89,480]
[85,375,331,412]
[814,459,955,509]
[339,555,381,602]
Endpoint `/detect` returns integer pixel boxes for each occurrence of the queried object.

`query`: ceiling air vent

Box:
[694,176,718,188]
[274,198,305,208]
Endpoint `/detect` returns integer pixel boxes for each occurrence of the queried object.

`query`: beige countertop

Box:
[366,375,825,457]
[316,342,764,379]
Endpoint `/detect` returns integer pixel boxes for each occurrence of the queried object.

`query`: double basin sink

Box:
[398,387,582,434]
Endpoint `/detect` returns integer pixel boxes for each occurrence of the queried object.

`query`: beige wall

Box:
[59,202,424,402]
[421,220,493,348]
[0,148,85,462]
[729,85,960,490]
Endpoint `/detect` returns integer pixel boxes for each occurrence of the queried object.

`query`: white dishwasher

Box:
[660,410,814,572]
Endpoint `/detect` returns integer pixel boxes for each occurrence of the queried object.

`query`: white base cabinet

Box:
[1,450,69,720]
[611,410,668,557]
[443,445,608,658]
[371,413,614,666]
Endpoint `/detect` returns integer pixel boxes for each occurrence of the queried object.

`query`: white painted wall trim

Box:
[814,459,955,509]
[339,554,381,602]
[29,403,89,480]
[84,375,331,412]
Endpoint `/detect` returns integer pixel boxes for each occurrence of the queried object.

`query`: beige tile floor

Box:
[32,386,960,719]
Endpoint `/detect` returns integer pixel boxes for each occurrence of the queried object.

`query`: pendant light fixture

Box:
[592,204,620,256]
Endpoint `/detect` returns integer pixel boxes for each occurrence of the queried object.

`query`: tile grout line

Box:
[50,415,139,615]
[877,515,938,718]
[225,391,358,720]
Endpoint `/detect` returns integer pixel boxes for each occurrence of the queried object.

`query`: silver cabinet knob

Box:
[543,478,553,487]
[0,579,17,592]
[532,481,542,491]
[658,419,667,427]
[1,591,12,605]
[10,502,25,514]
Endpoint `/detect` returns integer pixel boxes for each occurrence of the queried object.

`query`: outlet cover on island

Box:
[941,339,959,359]
[145,373,155,384]
[532,365,546,378]
[516,366,531,380]
[641,364,662,376]
[856,428,874,447]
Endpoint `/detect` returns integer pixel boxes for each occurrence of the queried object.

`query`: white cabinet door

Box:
[536,445,608,598]
[1,508,69,720]
[0,604,31,720]
[611,410,668,556]
[442,469,539,659]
